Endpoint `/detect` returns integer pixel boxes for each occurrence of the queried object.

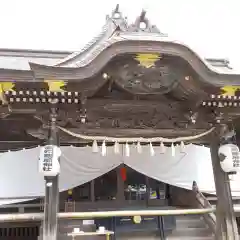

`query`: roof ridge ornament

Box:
[128,9,163,34]
[55,4,127,67]
[111,4,122,19]
[108,4,128,31]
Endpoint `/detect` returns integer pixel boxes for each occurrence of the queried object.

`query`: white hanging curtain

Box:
[0,146,122,201]
[123,144,201,190]
[0,144,240,205]
[124,144,240,195]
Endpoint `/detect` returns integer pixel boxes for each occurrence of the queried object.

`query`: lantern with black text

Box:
[39,145,61,177]
[218,144,240,173]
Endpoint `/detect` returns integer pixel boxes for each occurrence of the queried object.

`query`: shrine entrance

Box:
[63,166,169,210]
[0,4,239,240]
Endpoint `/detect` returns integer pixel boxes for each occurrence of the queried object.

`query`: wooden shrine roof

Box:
[0,5,239,149]
[0,6,237,79]
[0,48,231,73]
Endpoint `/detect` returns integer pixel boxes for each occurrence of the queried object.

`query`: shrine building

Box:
[0,5,240,240]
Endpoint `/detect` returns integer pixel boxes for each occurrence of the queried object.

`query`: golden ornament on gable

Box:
[134,53,161,68]
[0,82,15,104]
[44,80,66,92]
[220,86,240,96]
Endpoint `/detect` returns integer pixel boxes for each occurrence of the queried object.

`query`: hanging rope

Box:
[57,126,215,143]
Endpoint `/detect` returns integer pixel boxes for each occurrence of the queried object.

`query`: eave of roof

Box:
[0,48,70,59]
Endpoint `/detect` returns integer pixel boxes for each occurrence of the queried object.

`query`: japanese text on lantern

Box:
[43,146,53,171]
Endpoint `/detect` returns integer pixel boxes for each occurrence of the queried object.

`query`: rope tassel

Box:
[171,143,175,157]
[160,142,165,154]
[180,141,185,153]
[114,141,120,154]
[149,142,155,156]
[125,142,130,157]
[92,140,99,153]
[101,141,107,156]
[137,142,142,154]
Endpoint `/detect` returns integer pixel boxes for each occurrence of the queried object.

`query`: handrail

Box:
[207,196,240,201]
[0,208,215,222]
[192,181,216,235]
[0,203,42,209]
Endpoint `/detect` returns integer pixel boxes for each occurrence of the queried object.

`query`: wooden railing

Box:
[0,208,215,222]
[192,181,216,235]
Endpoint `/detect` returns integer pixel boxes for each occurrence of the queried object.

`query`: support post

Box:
[210,127,239,240]
[43,106,60,240]
[91,180,95,202]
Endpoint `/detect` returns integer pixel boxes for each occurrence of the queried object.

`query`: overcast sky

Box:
[0,0,240,70]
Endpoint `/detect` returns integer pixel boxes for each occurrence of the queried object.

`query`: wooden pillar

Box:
[91,180,95,202]
[43,106,60,240]
[145,176,150,204]
[210,128,239,239]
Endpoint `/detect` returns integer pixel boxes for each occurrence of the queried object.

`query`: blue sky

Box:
[1,0,240,70]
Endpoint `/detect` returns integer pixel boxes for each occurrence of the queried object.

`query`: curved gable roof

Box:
[0,5,236,78]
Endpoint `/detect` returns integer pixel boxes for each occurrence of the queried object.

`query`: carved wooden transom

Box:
[108,54,187,95]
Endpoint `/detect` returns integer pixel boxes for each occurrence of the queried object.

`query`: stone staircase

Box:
[167,215,214,240]
[38,215,216,240]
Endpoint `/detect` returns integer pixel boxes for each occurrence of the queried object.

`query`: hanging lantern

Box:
[114,141,120,154]
[101,141,107,156]
[39,145,61,177]
[180,141,185,153]
[137,141,142,154]
[218,144,240,173]
[149,142,155,156]
[171,143,175,157]
[120,167,127,181]
[125,142,130,157]
[92,140,99,153]
[160,142,165,154]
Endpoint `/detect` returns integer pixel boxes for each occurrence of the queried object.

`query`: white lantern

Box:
[218,144,240,173]
[39,145,61,177]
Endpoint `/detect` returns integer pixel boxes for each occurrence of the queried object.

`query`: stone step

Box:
[168,215,213,239]
[176,218,206,228]
[167,236,214,240]
[169,228,213,238]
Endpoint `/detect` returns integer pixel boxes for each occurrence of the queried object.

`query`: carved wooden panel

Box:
[108,55,185,95]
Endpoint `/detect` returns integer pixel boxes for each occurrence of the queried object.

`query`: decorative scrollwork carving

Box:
[109,56,182,95]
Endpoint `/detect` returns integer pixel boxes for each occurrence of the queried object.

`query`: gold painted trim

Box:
[134,53,161,68]
[221,86,240,96]
[44,80,66,92]
[0,82,15,104]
